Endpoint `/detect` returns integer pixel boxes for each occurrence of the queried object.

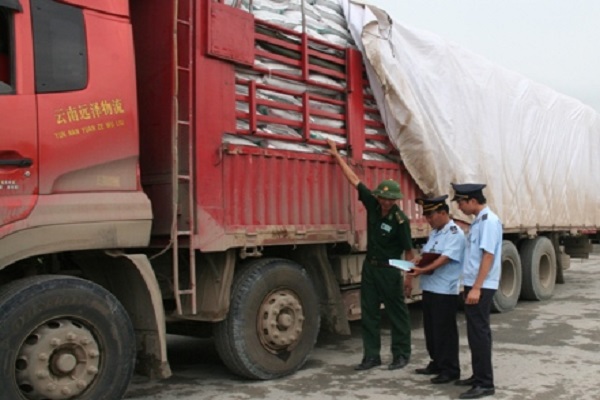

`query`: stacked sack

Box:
[237,0,354,47]
[224,0,396,162]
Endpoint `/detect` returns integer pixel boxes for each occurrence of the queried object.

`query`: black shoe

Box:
[458,386,495,399]
[455,376,477,386]
[415,363,441,375]
[354,356,381,371]
[430,373,460,384]
[388,355,409,370]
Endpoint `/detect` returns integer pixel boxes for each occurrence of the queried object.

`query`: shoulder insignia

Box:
[395,211,404,224]
[482,214,488,221]
[450,226,458,234]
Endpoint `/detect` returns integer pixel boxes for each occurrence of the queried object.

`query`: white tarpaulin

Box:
[343,1,600,230]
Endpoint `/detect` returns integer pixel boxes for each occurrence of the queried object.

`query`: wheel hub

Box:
[15,319,100,400]
[53,353,77,374]
[258,289,304,353]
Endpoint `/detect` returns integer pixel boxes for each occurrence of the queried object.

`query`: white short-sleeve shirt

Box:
[463,206,503,289]
[420,219,465,295]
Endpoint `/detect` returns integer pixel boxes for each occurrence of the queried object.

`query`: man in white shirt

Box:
[406,195,465,384]
[452,183,502,399]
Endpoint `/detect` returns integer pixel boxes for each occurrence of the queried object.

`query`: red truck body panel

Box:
[0,0,37,230]
[37,10,139,195]
[1,0,152,264]
[0,0,424,250]
[132,0,426,252]
[60,0,129,16]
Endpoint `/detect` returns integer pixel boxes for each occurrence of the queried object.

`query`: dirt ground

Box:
[126,249,600,400]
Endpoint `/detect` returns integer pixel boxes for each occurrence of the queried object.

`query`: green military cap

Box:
[372,179,403,200]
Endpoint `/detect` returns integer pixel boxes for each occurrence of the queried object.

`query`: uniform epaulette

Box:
[482,214,488,221]
[395,211,405,224]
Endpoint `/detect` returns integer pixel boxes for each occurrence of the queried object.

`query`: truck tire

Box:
[492,241,522,313]
[214,258,320,380]
[0,275,135,400]
[520,237,557,300]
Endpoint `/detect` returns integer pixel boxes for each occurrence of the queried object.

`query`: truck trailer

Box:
[0,0,595,399]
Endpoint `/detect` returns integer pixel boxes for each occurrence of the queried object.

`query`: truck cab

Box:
[0,0,152,267]
[0,2,158,399]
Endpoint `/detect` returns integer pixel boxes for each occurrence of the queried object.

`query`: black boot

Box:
[354,356,382,371]
[415,362,440,375]
[388,355,409,370]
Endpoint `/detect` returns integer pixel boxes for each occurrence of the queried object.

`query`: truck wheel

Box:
[520,237,557,300]
[214,258,320,380]
[492,241,522,313]
[0,275,135,400]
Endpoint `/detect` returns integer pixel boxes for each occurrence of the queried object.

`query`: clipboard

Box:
[415,252,441,275]
[416,252,441,267]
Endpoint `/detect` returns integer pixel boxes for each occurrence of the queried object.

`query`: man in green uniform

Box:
[328,140,414,371]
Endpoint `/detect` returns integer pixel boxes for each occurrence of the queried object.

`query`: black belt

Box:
[367,258,391,268]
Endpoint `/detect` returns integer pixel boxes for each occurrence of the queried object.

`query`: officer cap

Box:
[416,195,448,214]
[372,179,403,200]
[451,183,486,201]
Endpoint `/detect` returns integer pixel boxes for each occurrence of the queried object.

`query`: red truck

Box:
[0,0,592,399]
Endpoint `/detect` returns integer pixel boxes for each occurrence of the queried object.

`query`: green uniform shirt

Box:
[357,182,412,262]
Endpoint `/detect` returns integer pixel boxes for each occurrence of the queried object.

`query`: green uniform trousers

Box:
[360,261,411,359]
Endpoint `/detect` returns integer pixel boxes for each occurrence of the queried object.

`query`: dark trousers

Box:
[464,286,496,388]
[361,262,411,359]
[422,291,460,376]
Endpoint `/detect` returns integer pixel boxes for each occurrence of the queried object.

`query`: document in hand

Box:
[415,253,442,275]
[416,252,441,267]
[388,259,415,272]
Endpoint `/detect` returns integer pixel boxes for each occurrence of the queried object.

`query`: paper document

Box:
[388,259,414,272]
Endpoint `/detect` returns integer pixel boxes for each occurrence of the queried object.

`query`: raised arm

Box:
[327,139,360,187]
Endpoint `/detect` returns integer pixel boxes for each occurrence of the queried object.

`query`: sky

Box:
[366,0,600,113]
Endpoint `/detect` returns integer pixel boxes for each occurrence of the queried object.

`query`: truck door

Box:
[0,1,38,228]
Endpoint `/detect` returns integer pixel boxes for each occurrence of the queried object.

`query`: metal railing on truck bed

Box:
[218,9,426,233]
[136,0,426,314]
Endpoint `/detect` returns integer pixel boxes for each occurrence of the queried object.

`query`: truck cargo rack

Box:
[228,16,398,162]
